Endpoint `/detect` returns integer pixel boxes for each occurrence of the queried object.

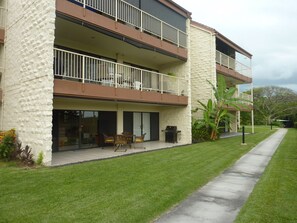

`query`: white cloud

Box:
[174,0,297,91]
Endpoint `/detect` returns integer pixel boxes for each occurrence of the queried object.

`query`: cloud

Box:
[173,0,297,92]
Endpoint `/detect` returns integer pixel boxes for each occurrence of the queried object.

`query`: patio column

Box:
[117,108,124,134]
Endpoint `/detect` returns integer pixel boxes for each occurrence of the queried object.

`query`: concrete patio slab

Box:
[51,141,185,166]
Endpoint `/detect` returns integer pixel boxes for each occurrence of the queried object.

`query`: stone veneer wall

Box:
[159,19,192,144]
[2,0,56,165]
[190,24,216,119]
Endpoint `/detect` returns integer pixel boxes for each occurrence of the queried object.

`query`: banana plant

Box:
[193,76,250,140]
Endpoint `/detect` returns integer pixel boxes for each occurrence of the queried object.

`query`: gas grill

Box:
[162,126,181,143]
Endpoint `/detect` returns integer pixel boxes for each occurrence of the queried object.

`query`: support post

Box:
[82,55,85,83]
[251,82,255,134]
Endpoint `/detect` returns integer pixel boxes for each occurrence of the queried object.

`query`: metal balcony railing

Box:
[216,50,252,78]
[70,0,187,48]
[53,48,188,96]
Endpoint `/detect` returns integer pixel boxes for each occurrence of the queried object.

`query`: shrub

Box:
[294,122,297,128]
[192,120,211,143]
[16,143,34,166]
[272,121,284,128]
[36,152,44,166]
[0,129,35,166]
[0,129,16,160]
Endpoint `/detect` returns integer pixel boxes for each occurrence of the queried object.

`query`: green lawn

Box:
[239,125,276,134]
[0,127,276,223]
[235,128,297,223]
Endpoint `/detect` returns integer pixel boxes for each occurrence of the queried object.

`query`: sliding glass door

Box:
[52,110,117,151]
[81,111,99,149]
[124,112,159,141]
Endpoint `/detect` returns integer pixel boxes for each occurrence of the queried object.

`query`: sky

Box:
[173,0,297,92]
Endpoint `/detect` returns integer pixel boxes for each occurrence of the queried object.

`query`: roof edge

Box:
[191,20,253,58]
[215,32,252,58]
[190,20,215,33]
[159,0,192,18]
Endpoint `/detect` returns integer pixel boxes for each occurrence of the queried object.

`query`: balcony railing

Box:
[0,7,5,28]
[54,48,188,96]
[70,0,187,48]
[238,92,253,105]
[216,50,252,78]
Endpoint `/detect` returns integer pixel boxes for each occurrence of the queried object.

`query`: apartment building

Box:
[0,0,253,165]
[0,0,193,165]
[190,21,253,133]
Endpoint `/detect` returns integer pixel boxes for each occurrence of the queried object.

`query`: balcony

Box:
[239,92,252,104]
[69,0,187,48]
[224,92,253,112]
[216,50,252,83]
[53,48,188,105]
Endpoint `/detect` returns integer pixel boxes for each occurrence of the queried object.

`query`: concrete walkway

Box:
[155,128,287,223]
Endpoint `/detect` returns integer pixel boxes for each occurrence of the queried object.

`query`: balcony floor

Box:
[51,141,186,166]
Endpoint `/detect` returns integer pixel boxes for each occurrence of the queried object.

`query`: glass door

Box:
[81,111,99,149]
[57,110,80,151]
[123,112,159,142]
[142,113,151,141]
[133,112,150,141]
[53,110,102,151]
[133,112,142,137]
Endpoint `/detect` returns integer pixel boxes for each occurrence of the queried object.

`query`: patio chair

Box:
[134,133,146,149]
[114,134,128,152]
[134,81,141,90]
[103,133,115,149]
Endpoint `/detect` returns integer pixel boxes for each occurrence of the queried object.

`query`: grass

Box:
[239,125,276,134]
[0,127,276,223]
[235,128,297,223]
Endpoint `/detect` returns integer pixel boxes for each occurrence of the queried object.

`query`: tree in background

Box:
[252,86,297,125]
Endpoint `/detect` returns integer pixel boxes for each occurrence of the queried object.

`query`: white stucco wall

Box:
[2,0,56,165]
[190,24,216,119]
[158,19,192,144]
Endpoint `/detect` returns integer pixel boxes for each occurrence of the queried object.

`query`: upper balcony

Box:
[216,50,252,84]
[73,0,187,48]
[53,48,188,106]
[57,0,189,60]
[215,34,252,84]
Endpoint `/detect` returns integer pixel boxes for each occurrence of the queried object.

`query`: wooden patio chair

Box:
[114,134,128,152]
[134,133,146,149]
[103,133,115,149]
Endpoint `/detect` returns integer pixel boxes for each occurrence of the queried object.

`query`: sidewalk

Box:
[155,128,287,223]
